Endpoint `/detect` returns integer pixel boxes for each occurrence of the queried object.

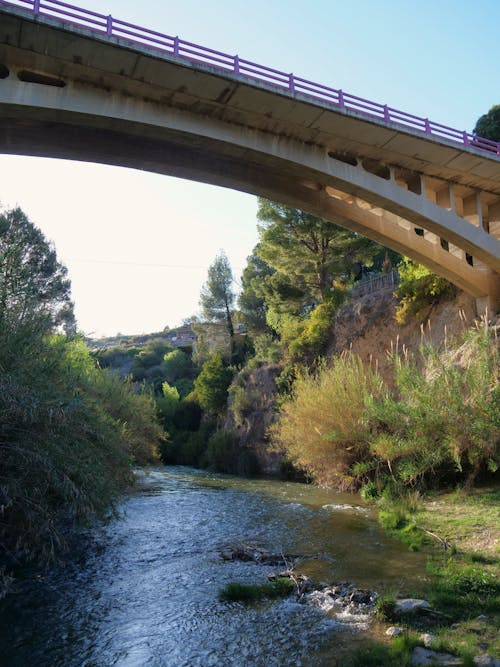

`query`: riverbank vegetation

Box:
[273,321,499,494]
[0,207,165,598]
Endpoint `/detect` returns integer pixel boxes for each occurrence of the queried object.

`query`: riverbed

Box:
[0,467,427,666]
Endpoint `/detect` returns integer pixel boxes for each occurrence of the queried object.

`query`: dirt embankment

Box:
[329,289,478,386]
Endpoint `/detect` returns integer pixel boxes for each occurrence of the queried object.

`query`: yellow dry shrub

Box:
[272,352,386,488]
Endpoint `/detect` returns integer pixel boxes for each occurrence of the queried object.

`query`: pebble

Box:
[420,633,436,647]
[385,626,403,637]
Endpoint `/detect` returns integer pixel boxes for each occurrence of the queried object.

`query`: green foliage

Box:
[374,593,396,621]
[0,208,166,597]
[252,333,282,362]
[236,449,260,477]
[0,207,75,334]
[256,199,385,308]
[194,353,233,415]
[287,299,341,363]
[219,578,295,603]
[342,635,420,667]
[156,381,180,420]
[229,384,261,427]
[238,247,274,334]
[394,258,456,323]
[377,494,424,551]
[272,353,385,488]
[274,322,499,493]
[202,430,239,473]
[474,104,500,141]
[368,323,500,489]
[162,349,195,384]
[0,334,165,577]
[200,251,235,351]
[130,338,173,387]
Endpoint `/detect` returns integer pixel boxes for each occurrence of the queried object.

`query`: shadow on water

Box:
[0,466,427,666]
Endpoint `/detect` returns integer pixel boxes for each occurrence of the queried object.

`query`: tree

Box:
[238,246,274,334]
[200,251,235,353]
[256,199,392,310]
[473,105,500,142]
[162,349,195,383]
[0,207,75,335]
[193,353,233,415]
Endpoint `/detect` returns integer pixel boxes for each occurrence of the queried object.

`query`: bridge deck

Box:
[1,1,500,197]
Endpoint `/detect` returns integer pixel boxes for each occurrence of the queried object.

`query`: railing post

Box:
[33,0,40,15]
[424,118,431,135]
[383,104,390,122]
[337,89,344,107]
[106,15,113,36]
[462,131,469,146]
[173,36,179,56]
[234,55,240,75]
[289,73,295,93]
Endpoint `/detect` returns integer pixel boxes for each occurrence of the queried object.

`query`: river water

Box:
[0,467,427,666]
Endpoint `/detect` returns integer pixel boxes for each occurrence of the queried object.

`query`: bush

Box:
[202,430,239,473]
[237,449,260,477]
[194,353,233,415]
[394,258,456,323]
[367,323,500,489]
[272,353,385,488]
[230,385,261,427]
[287,299,340,363]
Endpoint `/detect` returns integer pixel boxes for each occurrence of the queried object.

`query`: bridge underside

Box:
[1,6,500,312]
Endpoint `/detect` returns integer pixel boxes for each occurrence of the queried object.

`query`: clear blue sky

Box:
[1,0,499,336]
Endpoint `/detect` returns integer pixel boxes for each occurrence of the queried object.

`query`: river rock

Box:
[385,626,403,637]
[218,541,298,566]
[420,633,437,647]
[410,647,462,666]
[474,654,500,667]
[394,598,431,613]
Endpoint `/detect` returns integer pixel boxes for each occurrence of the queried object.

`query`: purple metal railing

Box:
[1,0,499,158]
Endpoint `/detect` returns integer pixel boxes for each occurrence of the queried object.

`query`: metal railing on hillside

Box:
[351,271,400,299]
[1,0,499,157]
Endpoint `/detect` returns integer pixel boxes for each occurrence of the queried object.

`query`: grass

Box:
[341,635,421,667]
[420,486,500,559]
[375,483,500,661]
[219,578,295,603]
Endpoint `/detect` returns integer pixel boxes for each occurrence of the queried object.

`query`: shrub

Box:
[272,353,385,488]
[394,258,456,323]
[202,430,239,473]
[367,322,500,489]
[237,449,260,477]
[287,299,340,363]
[230,385,261,427]
[194,353,233,415]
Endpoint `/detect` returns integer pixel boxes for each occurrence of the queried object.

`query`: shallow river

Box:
[0,467,427,666]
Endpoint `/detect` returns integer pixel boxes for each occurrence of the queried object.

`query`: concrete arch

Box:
[1,4,500,310]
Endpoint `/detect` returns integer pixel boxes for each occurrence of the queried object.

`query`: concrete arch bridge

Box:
[1,0,500,312]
